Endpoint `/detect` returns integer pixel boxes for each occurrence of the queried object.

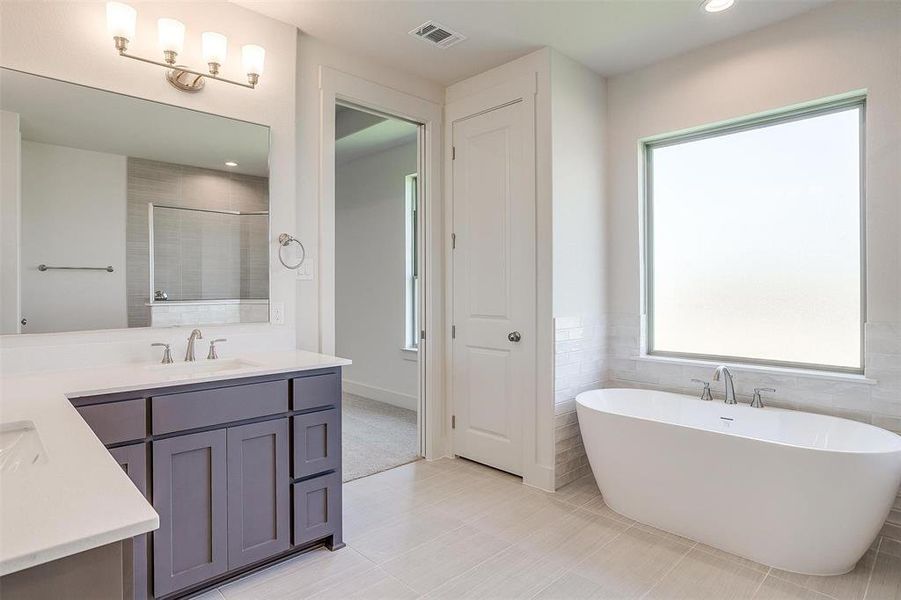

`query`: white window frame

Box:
[641,95,867,375]
[404,172,419,351]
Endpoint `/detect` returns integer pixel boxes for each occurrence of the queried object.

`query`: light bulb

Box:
[702,0,735,12]
[106,2,137,41]
[202,32,228,67]
[242,44,265,79]
[158,18,185,57]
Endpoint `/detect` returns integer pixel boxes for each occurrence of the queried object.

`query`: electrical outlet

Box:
[270,301,285,325]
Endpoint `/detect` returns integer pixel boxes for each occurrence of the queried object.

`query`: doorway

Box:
[334,103,422,481]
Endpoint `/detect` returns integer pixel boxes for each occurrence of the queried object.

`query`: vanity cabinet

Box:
[70,367,342,600]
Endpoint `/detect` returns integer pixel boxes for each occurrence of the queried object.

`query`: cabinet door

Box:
[108,443,149,600]
[292,472,341,546]
[152,429,228,597]
[227,419,290,569]
[292,409,340,479]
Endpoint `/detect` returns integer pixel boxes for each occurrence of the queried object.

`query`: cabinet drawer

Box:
[292,409,339,479]
[292,472,340,546]
[77,399,146,446]
[152,380,288,435]
[291,373,338,411]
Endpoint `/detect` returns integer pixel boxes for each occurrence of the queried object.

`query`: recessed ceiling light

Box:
[225,160,238,167]
[702,0,734,12]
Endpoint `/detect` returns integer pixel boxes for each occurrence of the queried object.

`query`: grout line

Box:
[751,567,772,597]
[862,535,883,600]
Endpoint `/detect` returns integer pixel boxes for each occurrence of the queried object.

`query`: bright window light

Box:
[645,100,864,372]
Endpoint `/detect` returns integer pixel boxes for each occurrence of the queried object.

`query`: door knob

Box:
[508,331,522,343]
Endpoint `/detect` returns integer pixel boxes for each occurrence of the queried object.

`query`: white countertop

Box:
[0,349,351,576]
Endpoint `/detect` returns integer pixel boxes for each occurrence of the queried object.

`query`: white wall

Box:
[20,142,127,333]
[335,141,418,410]
[293,34,445,353]
[0,111,21,334]
[0,1,297,370]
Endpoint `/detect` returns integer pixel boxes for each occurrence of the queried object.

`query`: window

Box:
[644,99,864,372]
[404,173,420,350]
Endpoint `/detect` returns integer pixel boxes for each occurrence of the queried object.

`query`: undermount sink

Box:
[145,358,260,375]
[0,421,48,473]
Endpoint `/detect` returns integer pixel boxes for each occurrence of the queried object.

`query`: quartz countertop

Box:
[0,349,351,576]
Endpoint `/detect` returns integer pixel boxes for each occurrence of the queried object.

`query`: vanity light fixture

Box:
[702,0,735,12]
[105,2,265,92]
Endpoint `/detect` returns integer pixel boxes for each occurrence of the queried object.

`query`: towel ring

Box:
[277,233,306,270]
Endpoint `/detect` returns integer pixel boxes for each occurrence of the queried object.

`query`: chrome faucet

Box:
[185,329,203,362]
[713,366,737,405]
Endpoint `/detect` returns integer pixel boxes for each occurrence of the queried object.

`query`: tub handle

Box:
[751,387,776,408]
[691,378,713,401]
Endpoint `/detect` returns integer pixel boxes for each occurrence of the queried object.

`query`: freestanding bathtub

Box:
[576,388,901,576]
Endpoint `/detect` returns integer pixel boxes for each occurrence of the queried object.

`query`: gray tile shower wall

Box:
[125,159,269,327]
[555,313,901,545]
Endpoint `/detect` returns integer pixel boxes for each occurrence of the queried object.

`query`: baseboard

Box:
[343,380,418,411]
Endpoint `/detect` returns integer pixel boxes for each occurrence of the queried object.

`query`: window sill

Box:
[633,354,878,385]
[401,347,418,362]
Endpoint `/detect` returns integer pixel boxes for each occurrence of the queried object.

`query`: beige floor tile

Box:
[531,571,615,600]
[646,547,766,600]
[192,590,226,600]
[554,474,601,507]
[753,576,835,600]
[305,566,419,600]
[220,547,374,600]
[879,537,901,559]
[468,492,576,544]
[694,543,771,574]
[769,550,876,600]
[427,479,523,522]
[865,551,901,600]
[579,496,634,525]
[348,505,466,563]
[632,521,697,547]
[380,524,511,594]
[515,508,630,568]
[424,545,570,599]
[564,525,692,598]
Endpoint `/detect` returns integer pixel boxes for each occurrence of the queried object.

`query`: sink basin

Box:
[0,421,48,473]
[145,358,260,376]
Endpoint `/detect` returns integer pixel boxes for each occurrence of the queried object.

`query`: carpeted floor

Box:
[342,392,419,482]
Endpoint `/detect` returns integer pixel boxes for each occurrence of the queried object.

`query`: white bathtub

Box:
[576,388,901,575]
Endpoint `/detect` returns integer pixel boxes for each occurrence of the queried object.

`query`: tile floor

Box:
[199,458,901,600]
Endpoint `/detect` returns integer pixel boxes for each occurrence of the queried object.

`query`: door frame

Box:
[318,67,444,459]
[445,75,550,488]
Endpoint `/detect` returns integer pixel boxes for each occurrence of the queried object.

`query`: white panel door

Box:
[451,99,535,476]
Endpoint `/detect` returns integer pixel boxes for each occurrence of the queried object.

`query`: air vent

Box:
[409,21,466,49]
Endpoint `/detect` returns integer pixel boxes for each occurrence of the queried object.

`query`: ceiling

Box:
[0,68,270,177]
[237,0,832,85]
[335,105,417,166]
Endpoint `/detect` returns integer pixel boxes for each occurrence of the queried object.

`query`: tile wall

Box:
[126,158,269,327]
[148,300,269,328]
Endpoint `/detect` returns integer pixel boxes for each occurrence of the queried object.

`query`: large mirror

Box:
[0,68,271,334]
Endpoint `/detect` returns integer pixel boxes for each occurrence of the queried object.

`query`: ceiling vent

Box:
[409,21,466,49]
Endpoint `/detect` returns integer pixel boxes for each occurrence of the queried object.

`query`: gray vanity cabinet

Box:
[226,419,290,569]
[152,429,229,597]
[109,443,150,600]
[70,367,342,600]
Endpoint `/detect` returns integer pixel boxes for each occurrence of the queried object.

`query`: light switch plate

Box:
[270,301,285,325]
[296,261,314,281]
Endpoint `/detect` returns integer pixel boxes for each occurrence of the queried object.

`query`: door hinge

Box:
[451,325,456,339]
[451,415,456,429]
[451,233,456,249]
[452,146,456,160]
[420,329,426,341]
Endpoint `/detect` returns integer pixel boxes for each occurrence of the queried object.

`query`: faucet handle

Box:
[751,387,776,408]
[690,378,713,401]
[207,338,227,360]
[151,342,174,364]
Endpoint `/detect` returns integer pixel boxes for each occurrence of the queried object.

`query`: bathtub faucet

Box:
[712,366,737,405]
